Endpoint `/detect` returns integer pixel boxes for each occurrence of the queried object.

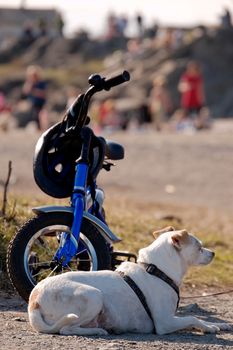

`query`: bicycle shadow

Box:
[0,292,27,312]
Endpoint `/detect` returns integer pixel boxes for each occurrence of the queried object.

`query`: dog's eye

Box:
[198,247,203,252]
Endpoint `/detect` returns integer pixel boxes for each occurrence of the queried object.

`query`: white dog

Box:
[28,227,232,335]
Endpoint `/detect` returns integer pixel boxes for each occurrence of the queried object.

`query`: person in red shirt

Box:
[178,61,205,115]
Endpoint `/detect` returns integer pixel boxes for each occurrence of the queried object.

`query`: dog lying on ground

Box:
[28,227,232,335]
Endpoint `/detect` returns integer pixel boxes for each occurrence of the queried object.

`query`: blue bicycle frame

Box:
[44,71,131,269]
[52,164,88,266]
[52,127,100,267]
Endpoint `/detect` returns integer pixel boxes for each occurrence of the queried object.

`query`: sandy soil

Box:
[1,119,233,212]
[1,119,233,349]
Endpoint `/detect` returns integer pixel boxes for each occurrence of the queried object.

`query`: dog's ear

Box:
[152,226,175,238]
[170,229,189,249]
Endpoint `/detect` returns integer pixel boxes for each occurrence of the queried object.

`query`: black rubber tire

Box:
[6,212,111,302]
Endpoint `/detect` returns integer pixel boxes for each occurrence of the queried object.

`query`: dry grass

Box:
[1,195,233,292]
[105,195,233,289]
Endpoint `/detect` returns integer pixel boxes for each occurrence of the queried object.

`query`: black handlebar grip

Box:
[103,71,130,91]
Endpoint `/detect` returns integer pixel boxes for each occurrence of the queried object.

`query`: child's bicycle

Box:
[7,70,137,302]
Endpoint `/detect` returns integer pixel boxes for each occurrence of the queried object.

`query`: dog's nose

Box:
[211,251,215,258]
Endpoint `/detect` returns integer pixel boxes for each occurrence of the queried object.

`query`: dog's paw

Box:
[96,328,108,336]
[215,323,232,331]
[203,324,220,334]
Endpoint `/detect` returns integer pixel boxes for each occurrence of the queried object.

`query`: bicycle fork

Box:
[52,128,92,267]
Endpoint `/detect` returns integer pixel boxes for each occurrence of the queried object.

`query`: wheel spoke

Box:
[77,258,91,262]
[76,248,87,256]
[31,269,50,279]
[47,265,60,278]
[38,238,54,254]
[29,260,53,266]
[66,265,74,272]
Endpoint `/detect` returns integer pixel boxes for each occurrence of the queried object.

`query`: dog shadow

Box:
[177,301,230,324]
[96,303,233,346]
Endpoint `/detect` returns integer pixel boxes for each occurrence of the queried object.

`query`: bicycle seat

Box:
[105,140,124,160]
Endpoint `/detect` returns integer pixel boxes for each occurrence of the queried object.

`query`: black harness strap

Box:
[117,271,154,323]
[117,263,180,333]
[138,262,180,309]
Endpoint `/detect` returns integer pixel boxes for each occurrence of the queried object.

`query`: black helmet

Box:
[33,122,105,198]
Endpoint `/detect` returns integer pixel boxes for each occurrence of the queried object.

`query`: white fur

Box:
[28,229,232,335]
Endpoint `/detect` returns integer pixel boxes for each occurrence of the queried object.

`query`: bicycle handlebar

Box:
[65,70,130,131]
[103,71,130,91]
[88,70,130,91]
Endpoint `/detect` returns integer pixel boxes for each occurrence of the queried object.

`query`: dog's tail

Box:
[29,303,79,334]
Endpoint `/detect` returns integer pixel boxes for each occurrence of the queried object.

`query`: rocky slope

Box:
[1,27,233,118]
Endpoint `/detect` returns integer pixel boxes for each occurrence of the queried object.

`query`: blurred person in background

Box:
[0,91,11,114]
[21,21,35,45]
[136,12,144,39]
[38,18,48,37]
[220,7,232,28]
[137,101,152,131]
[22,65,48,130]
[0,90,13,132]
[106,12,118,39]
[55,12,65,37]
[98,99,120,131]
[178,61,205,119]
[117,14,128,37]
[149,75,173,131]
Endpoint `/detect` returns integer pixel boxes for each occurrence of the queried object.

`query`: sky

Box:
[1,0,233,36]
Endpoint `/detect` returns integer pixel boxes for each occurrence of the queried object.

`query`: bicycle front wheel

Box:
[7,212,111,302]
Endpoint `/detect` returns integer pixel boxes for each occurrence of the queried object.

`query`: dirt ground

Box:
[1,119,233,349]
[0,291,233,350]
